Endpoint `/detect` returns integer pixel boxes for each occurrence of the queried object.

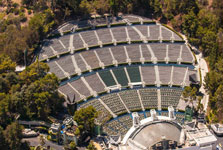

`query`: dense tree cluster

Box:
[158,0,223,123]
[73,106,98,137]
[0,122,30,150]
[0,0,212,64]
[0,54,64,129]
[0,10,54,64]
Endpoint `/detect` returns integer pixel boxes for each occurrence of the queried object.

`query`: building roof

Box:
[186,129,217,146]
[50,123,61,131]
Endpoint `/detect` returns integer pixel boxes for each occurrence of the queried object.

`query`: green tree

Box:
[0,54,16,74]
[212,0,223,26]
[0,76,10,94]
[204,71,222,96]
[19,62,49,85]
[182,86,198,106]
[0,126,8,150]
[0,95,11,127]
[149,0,162,18]
[86,141,96,150]
[200,30,217,57]
[197,96,204,113]
[29,8,55,38]
[182,10,199,37]
[4,122,24,150]
[79,0,95,15]
[73,106,98,135]
[69,141,77,150]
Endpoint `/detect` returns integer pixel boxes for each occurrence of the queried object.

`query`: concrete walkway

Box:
[23,134,63,150]
[195,53,209,112]
[182,35,209,112]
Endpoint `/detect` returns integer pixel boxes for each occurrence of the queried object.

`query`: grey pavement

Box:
[182,34,209,113]
[23,135,63,150]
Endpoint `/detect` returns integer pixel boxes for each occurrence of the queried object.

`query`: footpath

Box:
[182,35,209,112]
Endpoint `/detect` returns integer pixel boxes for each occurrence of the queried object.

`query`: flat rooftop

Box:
[187,129,217,146]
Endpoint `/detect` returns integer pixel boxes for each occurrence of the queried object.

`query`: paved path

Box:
[23,135,63,150]
[195,53,209,112]
[23,134,87,150]
[182,34,209,113]
[211,130,223,150]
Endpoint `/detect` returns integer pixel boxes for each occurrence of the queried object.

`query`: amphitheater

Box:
[39,15,199,141]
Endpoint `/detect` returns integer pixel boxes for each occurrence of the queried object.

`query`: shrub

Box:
[12,3,19,8]
[6,8,12,14]
[28,9,32,15]
[20,6,25,12]
[13,8,20,15]
[0,0,3,6]
[19,13,27,22]
[47,135,52,141]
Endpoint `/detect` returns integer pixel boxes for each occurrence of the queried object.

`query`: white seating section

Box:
[39,24,186,61]
[58,65,195,102]
[45,43,194,80]
[43,15,196,137]
[56,15,153,33]
[84,73,106,94]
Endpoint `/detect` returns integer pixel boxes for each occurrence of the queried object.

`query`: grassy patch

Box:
[0,12,6,20]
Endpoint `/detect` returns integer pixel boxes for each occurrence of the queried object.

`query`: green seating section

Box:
[100,93,127,115]
[113,68,128,86]
[99,70,116,86]
[127,67,141,82]
[160,88,183,109]
[103,124,118,135]
[119,90,142,111]
[139,88,158,109]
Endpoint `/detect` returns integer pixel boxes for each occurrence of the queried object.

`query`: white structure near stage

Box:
[109,106,217,150]
[211,123,223,136]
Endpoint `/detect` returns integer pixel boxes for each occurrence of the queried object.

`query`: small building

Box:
[186,127,217,148]
[48,117,79,145]
[62,117,78,145]
[48,123,61,142]
[63,116,73,126]
[211,124,223,136]
[22,129,39,138]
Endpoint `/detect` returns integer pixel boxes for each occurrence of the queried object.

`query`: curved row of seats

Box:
[102,111,185,135]
[39,15,197,138]
[39,24,184,61]
[58,65,196,102]
[46,43,194,80]
[75,87,183,126]
[57,14,153,34]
